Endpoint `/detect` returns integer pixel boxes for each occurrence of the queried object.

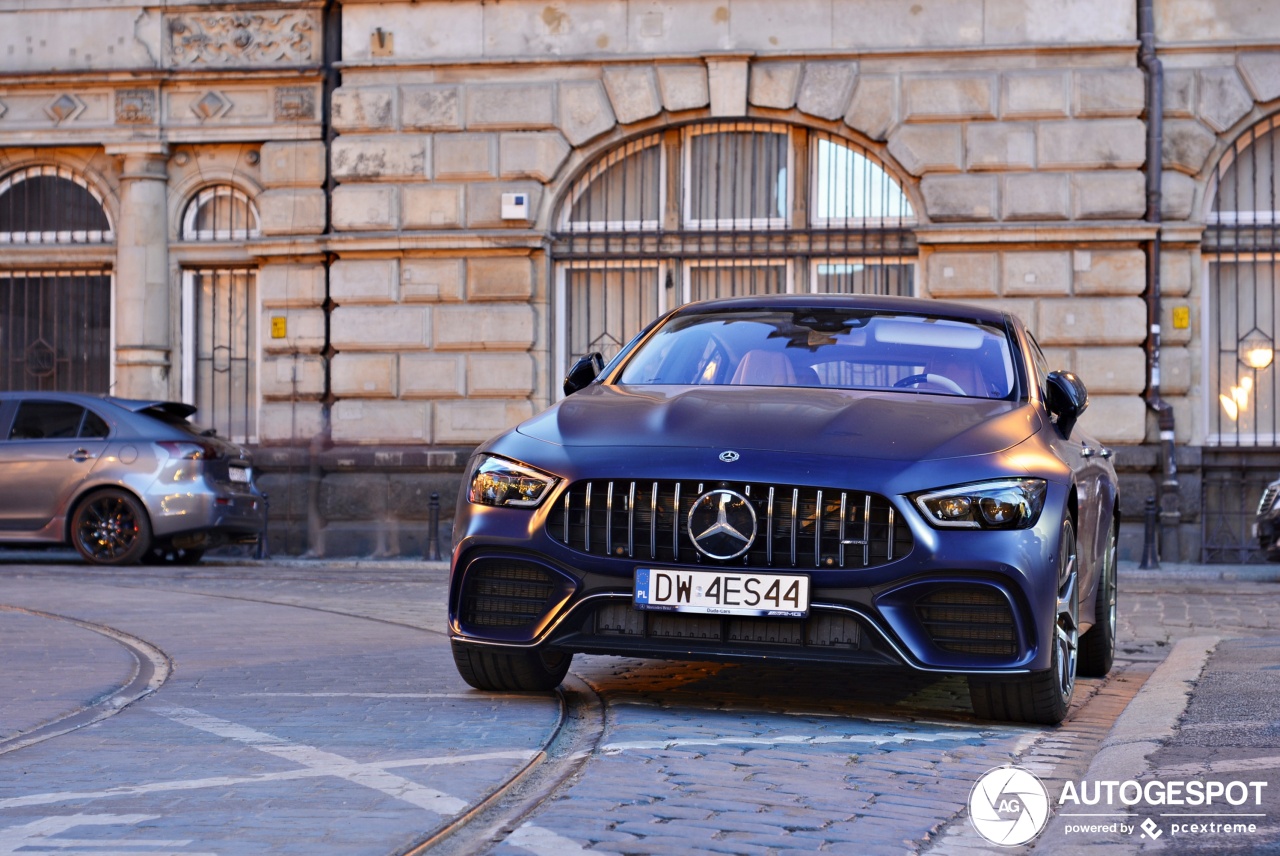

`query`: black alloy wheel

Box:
[71,489,153,566]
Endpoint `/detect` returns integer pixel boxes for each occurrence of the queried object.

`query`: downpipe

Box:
[1139,0,1180,561]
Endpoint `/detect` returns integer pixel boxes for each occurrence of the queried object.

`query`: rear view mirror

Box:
[563,352,605,396]
[1046,370,1089,436]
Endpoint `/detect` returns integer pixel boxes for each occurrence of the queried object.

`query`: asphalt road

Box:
[0,558,1275,855]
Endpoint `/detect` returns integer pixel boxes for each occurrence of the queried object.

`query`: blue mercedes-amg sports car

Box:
[447,294,1119,724]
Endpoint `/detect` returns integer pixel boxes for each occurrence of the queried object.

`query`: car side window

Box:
[81,410,110,439]
[9,402,95,440]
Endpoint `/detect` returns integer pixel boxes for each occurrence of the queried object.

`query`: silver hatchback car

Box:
[0,392,265,565]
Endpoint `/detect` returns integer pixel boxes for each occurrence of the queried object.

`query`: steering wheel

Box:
[893,373,966,395]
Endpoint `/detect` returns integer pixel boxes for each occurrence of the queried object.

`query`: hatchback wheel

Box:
[71,489,152,566]
[969,515,1078,725]
[1078,515,1118,677]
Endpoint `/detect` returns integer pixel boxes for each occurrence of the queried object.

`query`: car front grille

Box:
[914,586,1018,657]
[1259,484,1280,515]
[460,559,557,628]
[546,479,912,569]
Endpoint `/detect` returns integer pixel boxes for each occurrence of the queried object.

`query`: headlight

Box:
[468,455,558,508]
[913,478,1047,530]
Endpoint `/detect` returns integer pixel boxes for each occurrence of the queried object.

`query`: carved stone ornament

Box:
[166,11,318,66]
[191,91,233,122]
[275,87,316,121]
[45,94,87,124]
[115,90,156,124]
[0,98,7,120]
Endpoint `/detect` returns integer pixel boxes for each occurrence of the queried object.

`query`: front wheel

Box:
[1078,515,1118,677]
[969,515,1079,725]
[451,640,571,691]
[71,489,152,566]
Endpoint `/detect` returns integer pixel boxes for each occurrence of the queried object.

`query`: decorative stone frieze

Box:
[275,87,317,122]
[191,91,233,122]
[115,90,156,124]
[45,94,86,123]
[165,11,319,66]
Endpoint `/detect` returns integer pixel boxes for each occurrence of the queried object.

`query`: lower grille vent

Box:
[461,560,556,628]
[915,587,1017,657]
[592,603,865,649]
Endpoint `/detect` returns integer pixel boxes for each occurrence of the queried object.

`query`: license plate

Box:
[634,568,810,618]
[229,467,251,483]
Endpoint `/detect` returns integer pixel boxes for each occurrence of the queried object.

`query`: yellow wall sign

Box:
[271,316,287,339]
[1172,306,1190,330]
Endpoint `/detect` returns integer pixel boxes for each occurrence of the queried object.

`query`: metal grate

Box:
[914,587,1017,657]
[184,269,257,443]
[0,270,111,392]
[460,560,558,628]
[182,185,261,241]
[552,123,918,381]
[0,166,113,244]
[1201,459,1277,563]
[547,479,911,569]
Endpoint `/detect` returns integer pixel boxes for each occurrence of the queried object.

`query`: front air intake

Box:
[915,586,1018,657]
[460,560,557,629]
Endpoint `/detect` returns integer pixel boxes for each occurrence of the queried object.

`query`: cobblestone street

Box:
[1,559,1277,854]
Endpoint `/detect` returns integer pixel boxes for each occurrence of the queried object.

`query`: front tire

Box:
[1078,515,1118,677]
[451,640,571,691]
[969,515,1079,725]
[71,489,152,566]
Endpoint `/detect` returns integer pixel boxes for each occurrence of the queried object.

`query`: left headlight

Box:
[468,455,559,509]
[913,478,1047,530]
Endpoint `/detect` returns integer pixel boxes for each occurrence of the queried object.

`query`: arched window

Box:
[0,165,113,392]
[181,184,260,241]
[1205,115,1280,446]
[0,165,113,243]
[180,184,260,442]
[552,122,917,381]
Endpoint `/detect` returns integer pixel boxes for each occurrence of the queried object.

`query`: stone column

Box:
[107,143,171,399]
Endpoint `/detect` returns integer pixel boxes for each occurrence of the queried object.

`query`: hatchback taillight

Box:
[158,441,220,460]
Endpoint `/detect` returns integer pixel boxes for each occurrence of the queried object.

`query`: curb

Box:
[1037,635,1222,853]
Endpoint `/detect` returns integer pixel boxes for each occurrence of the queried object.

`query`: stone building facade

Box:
[2,0,1279,560]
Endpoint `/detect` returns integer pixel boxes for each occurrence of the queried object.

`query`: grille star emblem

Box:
[688,489,757,560]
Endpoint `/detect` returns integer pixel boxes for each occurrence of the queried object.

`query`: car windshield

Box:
[617,307,1019,399]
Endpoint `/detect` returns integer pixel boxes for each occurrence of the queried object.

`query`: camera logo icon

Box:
[969,765,1051,846]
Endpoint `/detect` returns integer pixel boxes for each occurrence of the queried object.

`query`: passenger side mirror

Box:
[1045,370,1089,436]
[563,352,605,396]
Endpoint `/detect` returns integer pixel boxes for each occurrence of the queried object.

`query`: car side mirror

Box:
[563,352,605,396]
[1045,370,1089,436]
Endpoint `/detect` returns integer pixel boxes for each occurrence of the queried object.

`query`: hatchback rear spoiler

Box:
[109,397,199,420]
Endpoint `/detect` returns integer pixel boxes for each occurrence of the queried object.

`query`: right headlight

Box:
[913,478,1047,530]
[467,455,559,509]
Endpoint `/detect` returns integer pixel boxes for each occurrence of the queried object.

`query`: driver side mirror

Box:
[1046,370,1089,436]
[563,352,605,396]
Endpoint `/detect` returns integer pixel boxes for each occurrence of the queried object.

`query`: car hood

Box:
[516,384,1040,461]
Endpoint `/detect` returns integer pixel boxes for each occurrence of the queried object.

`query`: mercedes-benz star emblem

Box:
[719,450,740,462]
[688,489,757,560]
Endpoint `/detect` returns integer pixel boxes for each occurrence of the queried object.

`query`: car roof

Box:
[0,391,197,418]
[669,293,1012,325]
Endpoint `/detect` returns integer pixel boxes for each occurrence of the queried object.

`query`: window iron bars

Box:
[0,166,113,244]
[0,270,112,392]
[182,185,261,241]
